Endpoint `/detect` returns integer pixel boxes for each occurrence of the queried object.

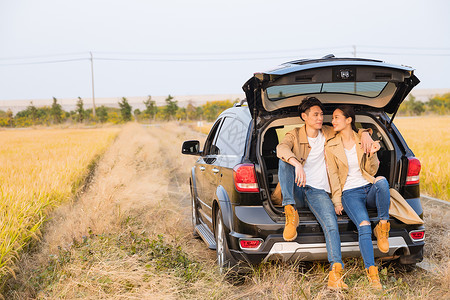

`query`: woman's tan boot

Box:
[327,263,348,290]
[366,266,383,290]
[374,221,390,253]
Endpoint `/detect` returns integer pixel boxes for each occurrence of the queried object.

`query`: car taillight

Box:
[233,164,259,193]
[410,230,425,241]
[406,157,421,185]
[239,239,263,249]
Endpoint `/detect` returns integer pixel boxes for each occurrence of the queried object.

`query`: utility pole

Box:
[352,45,357,93]
[90,51,96,117]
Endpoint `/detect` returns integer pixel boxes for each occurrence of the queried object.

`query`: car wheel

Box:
[191,183,199,238]
[215,208,234,274]
[397,263,417,272]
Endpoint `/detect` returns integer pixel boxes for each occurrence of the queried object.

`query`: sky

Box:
[0,0,449,101]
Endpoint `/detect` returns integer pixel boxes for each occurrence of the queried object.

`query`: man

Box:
[275,96,373,290]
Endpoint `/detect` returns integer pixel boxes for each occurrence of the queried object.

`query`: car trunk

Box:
[256,110,399,237]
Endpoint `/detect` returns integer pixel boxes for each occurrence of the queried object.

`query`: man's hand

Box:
[294,164,306,187]
[288,157,306,187]
[335,205,344,215]
[360,131,374,154]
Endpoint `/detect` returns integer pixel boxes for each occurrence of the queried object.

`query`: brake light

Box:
[239,239,262,249]
[233,164,259,192]
[410,230,425,241]
[406,157,421,185]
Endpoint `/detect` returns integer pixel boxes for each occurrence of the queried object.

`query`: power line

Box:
[93,46,350,56]
[1,45,449,62]
[0,58,89,66]
[358,45,450,51]
[0,52,88,61]
[358,51,450,56]
[94,52,350,62]
[0,47,450,66]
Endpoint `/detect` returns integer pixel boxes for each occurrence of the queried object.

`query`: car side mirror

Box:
[182,140,201,155]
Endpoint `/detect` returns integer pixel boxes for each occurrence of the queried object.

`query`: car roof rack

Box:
[285,54,383,66]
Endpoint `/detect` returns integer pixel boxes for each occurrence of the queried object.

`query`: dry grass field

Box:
[0,127,119,282]
[394,116,450,201]
[1,122,448,299]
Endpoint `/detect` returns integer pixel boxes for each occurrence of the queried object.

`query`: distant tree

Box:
[164,95,178,120]
[398,95,425,116]
[5,109,13,127]
[196,106,204,120]
[186,102,197,120]
[143,95,158,120]
[175,107,186,120]
[427,93,450,115]
[134,108,142,121]
[119,97,132,122]
[28,101,38,124]
[0,108,14,127]
[202,100,234,121]
[96,105,108,123]
[76,97,85,122]
[51,97,63,124]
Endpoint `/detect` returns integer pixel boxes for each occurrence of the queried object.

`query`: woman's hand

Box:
[335,205,344,215]
[369,140,381,156]
[360,131,374,154]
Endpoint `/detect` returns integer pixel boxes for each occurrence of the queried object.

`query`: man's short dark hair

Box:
[298,97,324,121]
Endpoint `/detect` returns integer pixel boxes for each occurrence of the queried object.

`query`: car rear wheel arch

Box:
[213,186,233,236]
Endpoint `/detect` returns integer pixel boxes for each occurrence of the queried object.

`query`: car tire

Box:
[215,208,235,274]
[190,182,199,238]
[396,263,417,272]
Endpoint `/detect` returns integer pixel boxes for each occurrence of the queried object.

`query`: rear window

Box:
[266,82,388,101]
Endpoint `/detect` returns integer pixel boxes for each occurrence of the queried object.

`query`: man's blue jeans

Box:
[341,178,390,269]
[278,160,343,267]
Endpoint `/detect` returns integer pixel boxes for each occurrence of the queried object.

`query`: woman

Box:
[325,105,390,290]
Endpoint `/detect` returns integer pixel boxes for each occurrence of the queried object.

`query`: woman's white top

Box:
[342,144,370,191]
[303,130,330,193]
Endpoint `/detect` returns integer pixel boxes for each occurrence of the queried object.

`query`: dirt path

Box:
[2,123,449,300]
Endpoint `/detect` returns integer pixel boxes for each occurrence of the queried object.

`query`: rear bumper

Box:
[230,235,424,265]
[262,236,409,262]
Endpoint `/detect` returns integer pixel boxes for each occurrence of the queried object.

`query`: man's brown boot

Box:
[366,266,383,290]
[283,205,299,241]
[327,263,348,290]
[374,221,390,253]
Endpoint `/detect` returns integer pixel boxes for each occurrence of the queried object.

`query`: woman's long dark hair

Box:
[336,105,358,132]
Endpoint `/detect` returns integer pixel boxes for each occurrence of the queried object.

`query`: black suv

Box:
[182,55,425,272]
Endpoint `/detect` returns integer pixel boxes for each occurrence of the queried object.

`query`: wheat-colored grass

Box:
[0,127,119,281]
[394,116,450,201]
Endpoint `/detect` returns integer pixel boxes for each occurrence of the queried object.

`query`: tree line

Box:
[0,96,238,127]
[397,93,450,116]
[0,93,448,127]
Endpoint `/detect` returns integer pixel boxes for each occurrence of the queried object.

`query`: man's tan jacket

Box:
[271,125,336,205]
[276,125,336,165]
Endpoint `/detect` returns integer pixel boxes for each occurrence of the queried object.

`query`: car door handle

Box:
[199,166,206,171]
[212,168,220,174]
